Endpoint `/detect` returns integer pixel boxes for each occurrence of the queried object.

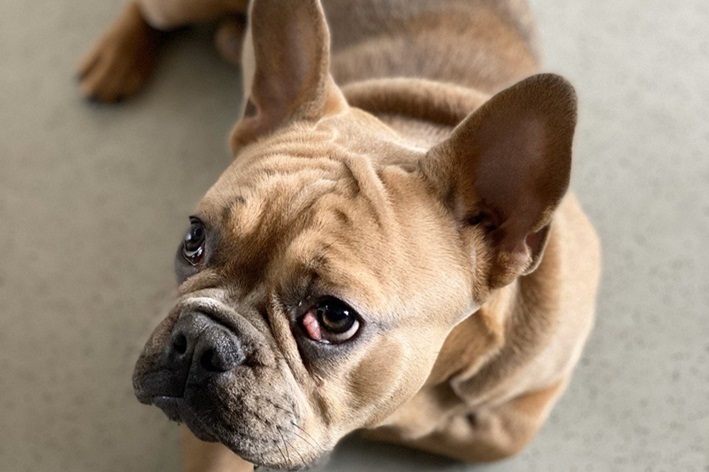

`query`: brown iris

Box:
[182,217,205,265]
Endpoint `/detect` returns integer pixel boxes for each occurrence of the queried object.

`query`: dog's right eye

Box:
[182,217,206,265]
[301,297,361,344]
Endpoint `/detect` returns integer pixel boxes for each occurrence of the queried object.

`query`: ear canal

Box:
[424,73,577,287]
[230,0,348,153]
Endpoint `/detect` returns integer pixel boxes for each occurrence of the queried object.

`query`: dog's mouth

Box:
[150,395,218,442]
[133,343,321,470]
[143,391,305,469]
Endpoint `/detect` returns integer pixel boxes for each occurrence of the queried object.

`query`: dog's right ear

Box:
[230,0,348,153]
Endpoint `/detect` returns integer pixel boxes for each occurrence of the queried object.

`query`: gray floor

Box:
[1,0,707,471]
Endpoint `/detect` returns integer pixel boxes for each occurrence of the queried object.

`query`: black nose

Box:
[167,312,244,381]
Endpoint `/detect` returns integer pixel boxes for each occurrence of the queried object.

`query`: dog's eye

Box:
[317,300,355,333]
[182,217,206,265]
[301,297,360,344]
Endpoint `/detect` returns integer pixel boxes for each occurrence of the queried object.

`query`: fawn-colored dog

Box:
[81,0,600,470]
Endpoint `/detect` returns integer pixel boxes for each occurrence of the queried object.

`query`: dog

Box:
[80,0,601,470]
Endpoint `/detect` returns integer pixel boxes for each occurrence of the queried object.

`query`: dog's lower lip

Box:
[153,394,181,402]
[151,396,217,441]
[151,395,184,422]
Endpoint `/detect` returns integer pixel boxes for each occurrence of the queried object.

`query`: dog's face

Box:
[134,112,475,468]
[132,0,577,469]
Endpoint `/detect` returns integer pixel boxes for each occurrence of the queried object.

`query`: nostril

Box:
[172,333,188,355]
[198,336,242,373]
[200,349,221,372]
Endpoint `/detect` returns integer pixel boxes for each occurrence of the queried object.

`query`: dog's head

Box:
[132,0,577,468]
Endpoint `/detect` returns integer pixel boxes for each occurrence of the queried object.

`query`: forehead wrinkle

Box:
[217,163,357,288]
[235,123,342,169]
[234,123,409,237]
[210,119,410,289]
[337,150,394,232]
[241,166,353,228]
[247,154,342,179]
[220,194,246,228]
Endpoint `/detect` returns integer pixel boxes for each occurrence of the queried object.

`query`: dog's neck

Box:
[430,225,564,395]
[369,223,565,434]
[343,78,490,148]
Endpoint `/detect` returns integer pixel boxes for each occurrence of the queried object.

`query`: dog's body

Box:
[81,1,600,470]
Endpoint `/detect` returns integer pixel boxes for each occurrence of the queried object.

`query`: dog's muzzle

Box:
[168,311,244,382]
[133,311,244,422]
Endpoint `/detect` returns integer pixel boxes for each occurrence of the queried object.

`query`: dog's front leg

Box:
[182,426,254,472]
[77,2,162,102]
[78,0,249,102]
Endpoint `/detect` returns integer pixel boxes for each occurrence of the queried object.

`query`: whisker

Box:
[277,428,292,465]
[267,401,293,414]
[291,421,320,451]
[275,440,288,466]
[262,398,321,452]
[289,427,316,451]
[279,426,307,467]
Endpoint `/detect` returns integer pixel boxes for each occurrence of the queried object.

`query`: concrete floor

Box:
[0,0,707,471]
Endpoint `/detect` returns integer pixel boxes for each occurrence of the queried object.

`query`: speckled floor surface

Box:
[1,0,707,471]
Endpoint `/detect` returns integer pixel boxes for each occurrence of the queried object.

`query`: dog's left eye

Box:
[301,297,360,344]
[182,217,206,265]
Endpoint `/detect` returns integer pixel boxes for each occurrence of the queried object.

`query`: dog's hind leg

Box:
[374,379,568,463]
[434,380,567,462]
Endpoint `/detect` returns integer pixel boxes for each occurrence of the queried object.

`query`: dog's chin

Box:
[147,395,326,471]
[151,396,219,441]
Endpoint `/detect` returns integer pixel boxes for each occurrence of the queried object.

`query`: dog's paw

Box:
[77,3,161,103]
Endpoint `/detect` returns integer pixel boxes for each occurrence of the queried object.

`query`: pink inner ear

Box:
[474,115,548,228]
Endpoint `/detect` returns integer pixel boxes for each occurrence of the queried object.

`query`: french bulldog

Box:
[80,0,601,470]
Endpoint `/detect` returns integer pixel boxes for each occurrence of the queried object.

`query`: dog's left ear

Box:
[230,0,348,152]
[422,74,577,288]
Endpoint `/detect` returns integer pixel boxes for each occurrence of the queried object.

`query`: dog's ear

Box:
[423,74,577,288]
[230,0,347,152]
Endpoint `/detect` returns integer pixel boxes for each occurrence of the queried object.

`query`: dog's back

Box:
[325,0,539,93]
